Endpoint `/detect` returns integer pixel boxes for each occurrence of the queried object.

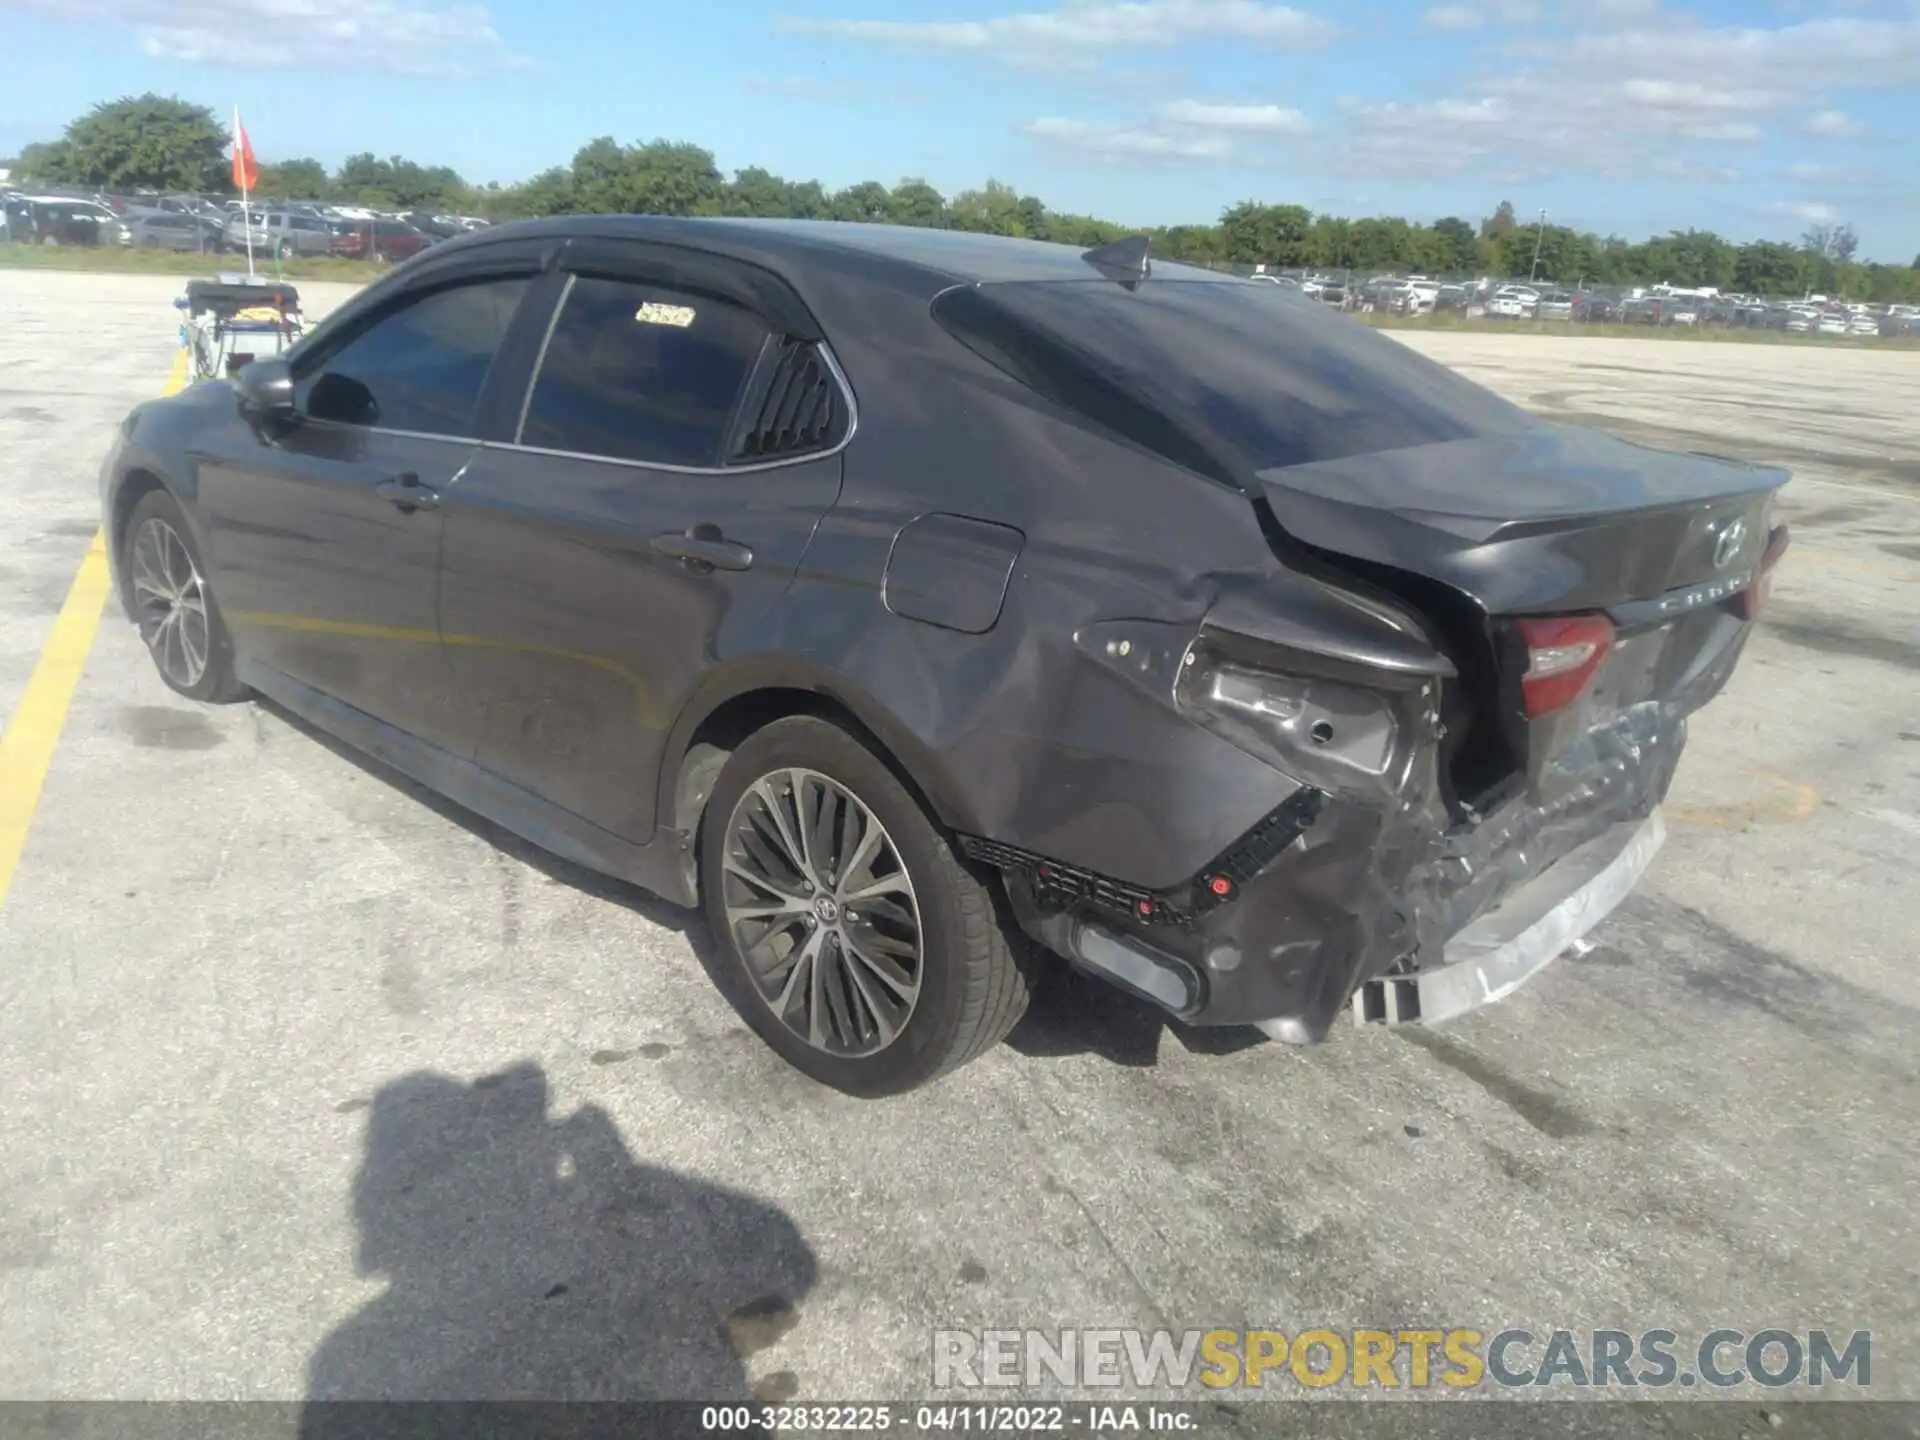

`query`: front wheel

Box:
[699,716,1035,1096]
[122,490,248,704]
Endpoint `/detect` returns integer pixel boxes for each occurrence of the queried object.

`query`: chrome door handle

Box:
[650,524,753,572]
[375,473,439,512]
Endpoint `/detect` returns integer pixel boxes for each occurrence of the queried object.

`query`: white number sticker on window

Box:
[634,302,696,328]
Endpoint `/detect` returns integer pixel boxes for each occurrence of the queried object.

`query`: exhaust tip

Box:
[1070,922,1200,1016]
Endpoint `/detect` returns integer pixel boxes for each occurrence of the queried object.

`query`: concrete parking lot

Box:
[1,271,1916,1407]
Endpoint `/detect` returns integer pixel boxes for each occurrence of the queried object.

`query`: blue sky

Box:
[4,0,1917,259]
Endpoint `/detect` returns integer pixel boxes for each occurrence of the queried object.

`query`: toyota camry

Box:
[99,218,1790,1095]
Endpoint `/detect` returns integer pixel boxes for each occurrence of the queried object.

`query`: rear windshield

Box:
[931,279,1528,482]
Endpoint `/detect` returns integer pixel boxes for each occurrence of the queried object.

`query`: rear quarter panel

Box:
[737,265,1314,889]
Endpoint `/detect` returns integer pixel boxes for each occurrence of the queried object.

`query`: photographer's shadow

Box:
[302,1063,815,1420]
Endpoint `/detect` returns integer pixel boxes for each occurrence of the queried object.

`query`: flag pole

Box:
[235,105,255,280]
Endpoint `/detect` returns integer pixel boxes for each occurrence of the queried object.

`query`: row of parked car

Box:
[1250,270,1915,338]
[0,187,492,263]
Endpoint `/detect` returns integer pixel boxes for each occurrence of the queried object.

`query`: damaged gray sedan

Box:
[99,218,1790,1095]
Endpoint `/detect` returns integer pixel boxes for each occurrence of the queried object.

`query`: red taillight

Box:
[1516,614,1614,718]
[1736,523,1791,621]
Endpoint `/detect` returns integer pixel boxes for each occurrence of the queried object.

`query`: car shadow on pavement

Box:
[1005,963,1268,1069]
[300,1062,817,1427]
[258,697,721,965]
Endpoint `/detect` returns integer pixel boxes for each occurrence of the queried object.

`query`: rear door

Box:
[196,248,548,748]
[436,239,847,843]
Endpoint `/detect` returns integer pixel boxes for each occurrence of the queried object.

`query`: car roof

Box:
[446,215,1236,287]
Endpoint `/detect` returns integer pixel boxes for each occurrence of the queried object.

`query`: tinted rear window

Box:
[931,280,1527,481]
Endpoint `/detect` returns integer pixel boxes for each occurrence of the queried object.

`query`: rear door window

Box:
[295,276,530,437]
[518,274,771,467]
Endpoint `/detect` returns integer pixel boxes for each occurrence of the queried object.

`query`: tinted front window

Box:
[519,275,770,466]
[297,277,528,436]
[932,279,1528,481]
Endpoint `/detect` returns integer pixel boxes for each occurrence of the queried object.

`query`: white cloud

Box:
[1617,79,1795,111]
[6,0,512,73]
[1763,200,1843,224]
[1152,98,1310,131]
[1330,11,1920,182]
[1648,156,1743,183]
[1783,160,1874,185]
[1422,0,1536,25]
[1021,116,1233,158]
[1802,108,1869,136]
[786,0,1335,64]
[1562,16,1920,92]
[1584,0,1659,22]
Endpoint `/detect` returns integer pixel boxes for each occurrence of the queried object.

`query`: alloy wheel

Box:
[721,767,923,1058]
[130,517,211,690]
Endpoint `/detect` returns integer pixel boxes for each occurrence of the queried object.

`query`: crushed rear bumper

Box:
[1330,808,1664,1031]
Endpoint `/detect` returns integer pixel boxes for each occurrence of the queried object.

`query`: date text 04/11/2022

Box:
[699,1403,1197,1431]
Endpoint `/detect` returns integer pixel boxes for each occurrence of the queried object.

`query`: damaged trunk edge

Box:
[988,427,1791,1045]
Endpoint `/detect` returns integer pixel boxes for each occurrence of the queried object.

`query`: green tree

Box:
[1218,201,1312,266]
[10,140,74,184]
[829,180,892,223]
[1426,216,1481,274]
[1306,215,1352,268]
[567,138,723,216]
[786,179,830,220]
[46,94,229,192]
[724,165,794,217]
[1482,199,1517,242]
[1044,211,1122,247]
[948,180,1028,235]
[491,167,571,216]
[257,157,330,200]
[1156,223,1223,263]
[1346,216,1418,271]
[332,153,466,210]
[886,178,947,228]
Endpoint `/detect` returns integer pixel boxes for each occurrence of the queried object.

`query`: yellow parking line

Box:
[0,349,189,914]
[1669,773,1822,831]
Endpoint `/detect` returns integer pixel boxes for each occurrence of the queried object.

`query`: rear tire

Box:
[122,490,248,704]
[698,716,1034,1097]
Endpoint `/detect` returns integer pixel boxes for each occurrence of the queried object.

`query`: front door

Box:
[436,255,846,842]
[197,271,535,749]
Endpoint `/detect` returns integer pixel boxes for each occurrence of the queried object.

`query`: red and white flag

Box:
[231,108,258,194]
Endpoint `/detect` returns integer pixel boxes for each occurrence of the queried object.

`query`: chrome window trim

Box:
[299,417,483,447]
[502,317,859,476]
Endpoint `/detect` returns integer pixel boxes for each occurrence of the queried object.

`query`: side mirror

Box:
[235,356,297,424]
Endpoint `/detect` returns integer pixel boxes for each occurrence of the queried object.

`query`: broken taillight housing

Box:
[1736,523,1791,622]
[1515,614,1614,718]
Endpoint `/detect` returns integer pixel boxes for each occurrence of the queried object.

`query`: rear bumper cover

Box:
[1330,807,1664,1032]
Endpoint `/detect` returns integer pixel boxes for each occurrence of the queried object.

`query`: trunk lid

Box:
[1254,422,1788,615]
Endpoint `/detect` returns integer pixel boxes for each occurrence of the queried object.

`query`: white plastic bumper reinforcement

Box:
[1312,807,1668,1032]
